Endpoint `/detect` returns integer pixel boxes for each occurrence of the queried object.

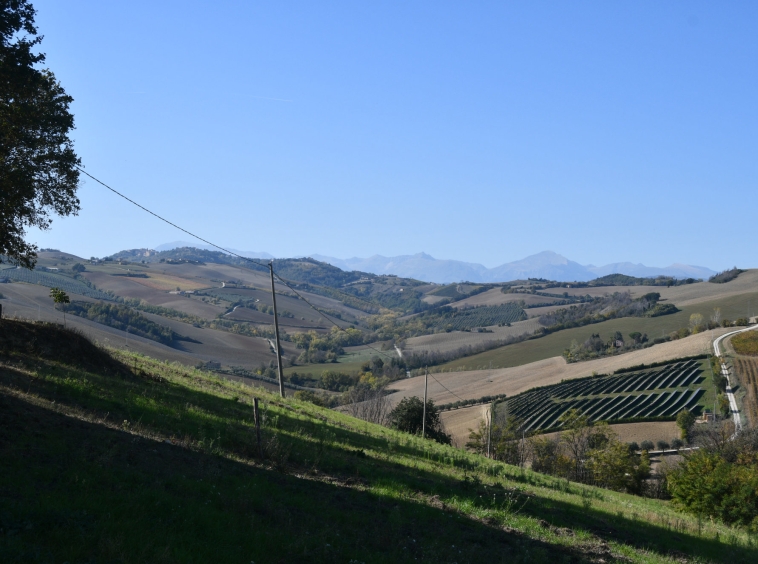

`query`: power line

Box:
[77,167,269,269]
[78,166,398,362]
[428,372,465,402]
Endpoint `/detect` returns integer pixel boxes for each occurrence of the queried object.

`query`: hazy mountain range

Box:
[156,242,715,284]
[311,251,716,284]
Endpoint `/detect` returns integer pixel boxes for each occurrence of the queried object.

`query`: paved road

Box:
[713,324,758,430]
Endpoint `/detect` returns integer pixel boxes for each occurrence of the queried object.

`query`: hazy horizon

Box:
[25,0,758,271]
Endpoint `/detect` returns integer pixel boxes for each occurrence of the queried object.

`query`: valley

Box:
[2,248,756,450]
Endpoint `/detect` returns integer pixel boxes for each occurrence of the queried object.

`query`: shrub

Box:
[668,426,758,528]
[389,396,451,444]
[733,331,758,356]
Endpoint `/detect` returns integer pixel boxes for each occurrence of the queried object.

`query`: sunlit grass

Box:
[1,330,756,562]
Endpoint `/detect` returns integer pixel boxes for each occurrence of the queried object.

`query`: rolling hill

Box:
[1,319,755,563]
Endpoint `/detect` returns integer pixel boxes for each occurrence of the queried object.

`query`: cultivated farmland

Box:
[0,267,113,301]
[734,357,758,427]
[449,288,562,309]
[434,299,741,372]
[500,359,705,432]
[427,302,526,331]
[404,318,541,355]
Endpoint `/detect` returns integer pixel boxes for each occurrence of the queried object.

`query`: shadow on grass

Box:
[2,350,756,564]
[2,391,607,564]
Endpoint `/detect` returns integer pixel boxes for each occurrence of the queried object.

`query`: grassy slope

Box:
[437,294,758,372]
[1,321,756,563]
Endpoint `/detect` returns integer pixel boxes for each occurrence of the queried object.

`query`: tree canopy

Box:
[1,0,80,268]
[389,396,451,445]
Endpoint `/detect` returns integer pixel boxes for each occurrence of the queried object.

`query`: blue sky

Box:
[27,1,758,270]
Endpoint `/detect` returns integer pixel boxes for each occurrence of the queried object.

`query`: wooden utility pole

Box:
[269,262,285,398]
[487,402,493,459]
[253,397,262,458]
[422,366,428,439]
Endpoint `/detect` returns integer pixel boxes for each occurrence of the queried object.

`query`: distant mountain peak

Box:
[161,243,716,284]
[310,251,716,284]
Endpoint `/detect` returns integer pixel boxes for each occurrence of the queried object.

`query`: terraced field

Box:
[501,359,705,432]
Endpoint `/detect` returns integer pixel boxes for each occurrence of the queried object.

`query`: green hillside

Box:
[0,320,755,563]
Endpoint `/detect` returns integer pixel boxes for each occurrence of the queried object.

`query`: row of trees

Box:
[563,330,651,362]
[539,292,673,331]
[62,300,184,346]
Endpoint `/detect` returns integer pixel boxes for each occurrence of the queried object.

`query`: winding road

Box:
[713,324,758,430]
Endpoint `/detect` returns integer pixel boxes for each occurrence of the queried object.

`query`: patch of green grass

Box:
[0,320,756,563]
[284,344,396,377]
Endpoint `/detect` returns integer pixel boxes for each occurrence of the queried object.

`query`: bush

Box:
[733,331,758,356]
[389,396,451,444]
[668,426,758,528]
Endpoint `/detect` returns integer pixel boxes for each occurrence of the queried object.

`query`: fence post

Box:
[253,397,262,458]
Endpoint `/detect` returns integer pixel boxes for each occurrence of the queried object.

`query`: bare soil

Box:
[83,272,225,318]
[733,356,758,427]
[655,269,758,307]
[539,286,646,298]
[0,282,294,370]
[404,318,542,354]
[450,289,561,308]
[440,404,488,447]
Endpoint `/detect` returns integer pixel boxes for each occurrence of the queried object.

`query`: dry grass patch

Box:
[732,331,758,356]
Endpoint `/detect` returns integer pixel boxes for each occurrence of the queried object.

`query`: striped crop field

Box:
[500,359,705,432]
[734,357,758,427]
[1,267,113,301]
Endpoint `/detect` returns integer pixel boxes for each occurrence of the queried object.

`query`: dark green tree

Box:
[1,0,81,269]
[389,396,451,444]
[676,408,696,442]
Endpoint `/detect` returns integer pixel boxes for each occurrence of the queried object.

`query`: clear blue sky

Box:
[28,1,758,270]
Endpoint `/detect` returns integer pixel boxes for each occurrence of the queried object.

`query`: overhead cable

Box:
[78,166,397,362]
